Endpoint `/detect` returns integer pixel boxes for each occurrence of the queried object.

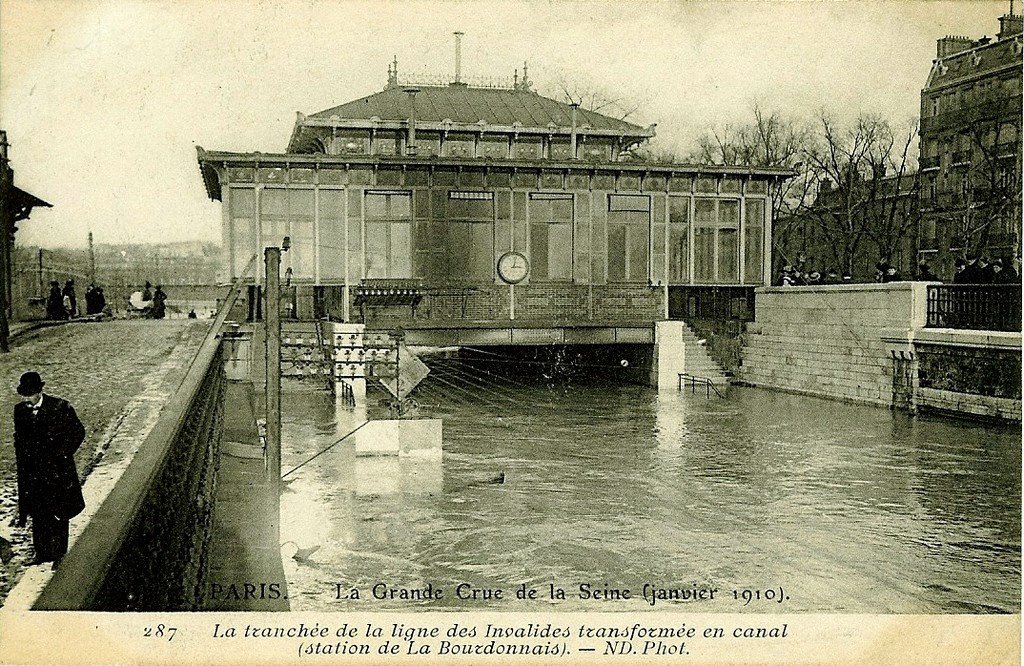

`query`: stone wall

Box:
[34,338,228,610]
[739,283,929,406]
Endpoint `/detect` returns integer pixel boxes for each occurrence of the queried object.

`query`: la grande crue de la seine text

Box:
[330,582,789,607]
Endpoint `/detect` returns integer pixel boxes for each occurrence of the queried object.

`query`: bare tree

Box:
[692,105,817,272]
[861,120,922,268]
[943,120,1021,257]
[544,70,647,122]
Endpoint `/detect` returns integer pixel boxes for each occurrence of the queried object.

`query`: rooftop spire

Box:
[387,55,399,89]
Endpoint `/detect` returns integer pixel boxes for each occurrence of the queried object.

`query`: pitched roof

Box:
[308,84,644,133]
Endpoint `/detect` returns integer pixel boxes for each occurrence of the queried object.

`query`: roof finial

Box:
[520,61,532,92]
[387,55,399,89]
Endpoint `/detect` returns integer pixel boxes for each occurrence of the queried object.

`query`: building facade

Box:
[198,66,789,339]
[919,12,1023,276]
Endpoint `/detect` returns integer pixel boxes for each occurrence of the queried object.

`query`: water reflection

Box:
[277,380,1020,613]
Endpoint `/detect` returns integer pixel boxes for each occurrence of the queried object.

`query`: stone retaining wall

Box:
[740,283,929,407]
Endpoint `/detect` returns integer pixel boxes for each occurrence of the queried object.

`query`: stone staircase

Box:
[678,323,732,389]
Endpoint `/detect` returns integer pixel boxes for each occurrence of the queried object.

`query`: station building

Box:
[198,64,791,345]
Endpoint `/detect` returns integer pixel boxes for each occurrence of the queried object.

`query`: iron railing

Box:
[925,284,1022,332]
[678,372,725,398]
[33,259,253,610]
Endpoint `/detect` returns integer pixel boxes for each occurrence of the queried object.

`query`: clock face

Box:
[497,251,529,284]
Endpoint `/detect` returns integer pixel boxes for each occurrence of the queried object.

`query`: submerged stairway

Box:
[678,322,732,389]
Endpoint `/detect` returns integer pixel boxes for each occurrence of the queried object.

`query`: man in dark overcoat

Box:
[12,371,86,568]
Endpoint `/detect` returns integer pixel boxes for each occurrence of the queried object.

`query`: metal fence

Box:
[668,286,756,322]
[925,284,1022,332]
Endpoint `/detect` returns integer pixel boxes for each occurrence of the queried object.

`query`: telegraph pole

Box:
[0,132,12,353]
[264,247,282,493]
[88,231,96,283]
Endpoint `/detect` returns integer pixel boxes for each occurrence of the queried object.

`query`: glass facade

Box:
[222,171,770,288]
[529,193,573,281]
[365,191,412,278]
[607,194,650,282]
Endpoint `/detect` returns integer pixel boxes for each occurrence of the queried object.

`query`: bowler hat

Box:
[16,372,44,396]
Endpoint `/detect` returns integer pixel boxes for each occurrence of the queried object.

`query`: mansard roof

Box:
[309,83,644,132]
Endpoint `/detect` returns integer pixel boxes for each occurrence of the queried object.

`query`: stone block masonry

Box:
[740,283,930,407]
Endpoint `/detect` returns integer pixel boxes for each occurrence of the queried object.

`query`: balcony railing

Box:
[926,284,1022,332]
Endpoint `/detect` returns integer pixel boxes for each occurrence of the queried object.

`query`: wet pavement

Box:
[0,320,208,605]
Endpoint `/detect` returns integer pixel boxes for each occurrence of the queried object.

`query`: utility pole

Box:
[88,231,95,284]
[264,247,282,494]
[0,132,12,353]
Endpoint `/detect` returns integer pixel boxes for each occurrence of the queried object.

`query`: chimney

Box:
[937,35,973,58]
[569,103,579,159]
[999,13,1023,39]
[453,32,464,85]
[404,87,420,155]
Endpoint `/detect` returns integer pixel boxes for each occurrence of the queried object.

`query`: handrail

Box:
[677,372,725,399]
[34,255,256,610]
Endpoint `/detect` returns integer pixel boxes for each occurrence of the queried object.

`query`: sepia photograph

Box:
[0,0,1020,663]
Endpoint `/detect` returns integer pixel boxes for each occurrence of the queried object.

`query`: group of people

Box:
[44,279,173,319]
[777,255,1020,286]
[951,255,1020,284]
[777,265,853,286]
[138,281,168,319]
[45,280,108,320]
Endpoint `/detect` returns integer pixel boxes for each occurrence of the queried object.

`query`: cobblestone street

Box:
[0,320,208,603]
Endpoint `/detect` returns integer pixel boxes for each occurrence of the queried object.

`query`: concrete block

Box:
[354,418,443,457]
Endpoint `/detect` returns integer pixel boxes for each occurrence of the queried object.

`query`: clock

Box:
[497,251,530,284]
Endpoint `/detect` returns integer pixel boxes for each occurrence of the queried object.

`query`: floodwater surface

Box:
[278,365,1020,613]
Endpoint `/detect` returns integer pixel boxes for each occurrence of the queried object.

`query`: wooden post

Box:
[264,247,282,492]
[0,133,11,353]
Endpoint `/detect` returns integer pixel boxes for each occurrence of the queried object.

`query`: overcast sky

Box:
[0,0,1011,248]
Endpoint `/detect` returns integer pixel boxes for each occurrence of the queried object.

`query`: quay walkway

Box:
[0,319,208,607]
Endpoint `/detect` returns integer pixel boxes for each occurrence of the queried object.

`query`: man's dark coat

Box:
[13,395,86,523]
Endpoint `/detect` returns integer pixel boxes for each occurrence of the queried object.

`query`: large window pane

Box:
[446,192,494,280]
[289,190,314,279]
[529,194,573,281]
[694,228,715,282]
[318,190,345,280]
[608,225,627,281]
[669,197,689,283]
[744,199,765,284]
[718,200,740,283]
[365,191,413,278]
[229,188,256,278]
[718,228,739,283]
[607,195,650,281]
[694,199,716,282]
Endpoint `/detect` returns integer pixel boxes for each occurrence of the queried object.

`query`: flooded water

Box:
[278,365,1020,614]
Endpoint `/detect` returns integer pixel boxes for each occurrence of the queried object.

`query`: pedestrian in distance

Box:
[141,281,153,303]
[45,281,63,320]
[151,285,167,319]
[10,371,86,569]
[952,258,968,284]
[916,261,940,282]
[61,280,78,318]
[975,256,994,284]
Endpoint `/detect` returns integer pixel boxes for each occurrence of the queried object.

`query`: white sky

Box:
[0,0,1011,248]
